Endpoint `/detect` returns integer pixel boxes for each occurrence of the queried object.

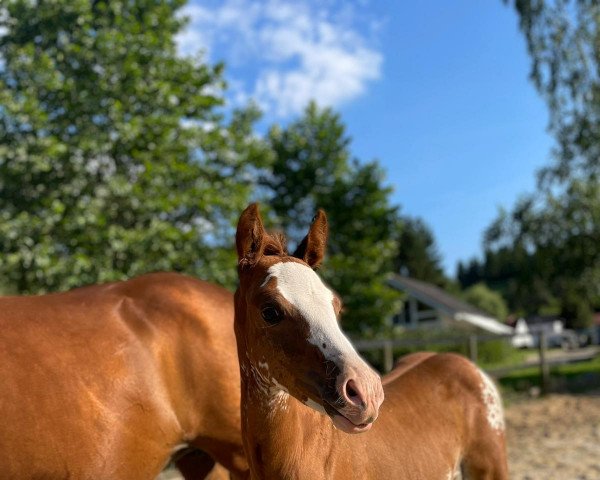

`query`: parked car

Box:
[549,329,579,350]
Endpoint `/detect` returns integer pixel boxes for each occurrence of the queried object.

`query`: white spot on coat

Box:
[248,359,289,412]
[478,370,505,432]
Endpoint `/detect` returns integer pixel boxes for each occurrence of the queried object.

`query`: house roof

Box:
[525,315,565,326]
[387,274,513,335]
[388,275,486,316]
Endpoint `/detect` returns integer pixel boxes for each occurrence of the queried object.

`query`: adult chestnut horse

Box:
[0,272,247,479]
[234,204,509,479]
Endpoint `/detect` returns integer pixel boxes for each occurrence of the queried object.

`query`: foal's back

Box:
[372,352,508,479]
[0,273,246,480]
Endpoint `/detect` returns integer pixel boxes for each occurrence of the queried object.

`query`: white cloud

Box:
[176,5,213,57]
[176,0,382,117]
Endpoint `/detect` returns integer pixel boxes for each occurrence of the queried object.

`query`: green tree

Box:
[394,216,447,287]
[265,102,350,236]
[472,1,600,326]
[0,0,270,293]
[263,102,402,333]
[464,181,599,325]
[458,243,557,316]
[508,0,600,185]
[462,283,509,321]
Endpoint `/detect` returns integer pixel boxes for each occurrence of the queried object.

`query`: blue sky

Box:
[178,0,553,276]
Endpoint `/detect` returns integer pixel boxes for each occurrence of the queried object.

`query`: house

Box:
[511,315,583,349]
[387,274,513,335]
[511,318,535,348]
[519,315,565,336]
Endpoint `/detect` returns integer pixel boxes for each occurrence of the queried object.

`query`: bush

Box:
[477,339,515,366]
[463,283,508,320]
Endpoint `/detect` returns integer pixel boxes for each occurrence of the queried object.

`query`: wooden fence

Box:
[353,331,599,393]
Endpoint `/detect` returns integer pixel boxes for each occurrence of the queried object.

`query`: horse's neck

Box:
[158,313,239,442]
[240,361,342,479]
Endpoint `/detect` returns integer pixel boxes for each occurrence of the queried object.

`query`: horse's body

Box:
[243,351,507,479]
[0,272,247,479]
[234,204,509,479]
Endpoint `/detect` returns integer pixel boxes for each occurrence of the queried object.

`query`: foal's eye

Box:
[261,306,282,325]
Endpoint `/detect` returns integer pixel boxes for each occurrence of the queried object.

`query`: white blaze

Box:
[262,262,357,362]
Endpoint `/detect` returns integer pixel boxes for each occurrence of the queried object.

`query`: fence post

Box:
[538,330,550,393]
[383,340,393,373]
[468,334,478,363]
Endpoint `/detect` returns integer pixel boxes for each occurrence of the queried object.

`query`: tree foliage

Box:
[0,0,270,292]
[464,1,600,327]
[263,103,402,333]
[460,180,600,327]
[394,216,447,288]
[510,0,600,185]
[0,2,424,335]
[462,283,509,321]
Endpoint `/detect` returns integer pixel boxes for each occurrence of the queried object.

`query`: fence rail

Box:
[353,331,599,393]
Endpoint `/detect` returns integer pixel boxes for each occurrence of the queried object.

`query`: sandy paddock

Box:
[505,393,600,480]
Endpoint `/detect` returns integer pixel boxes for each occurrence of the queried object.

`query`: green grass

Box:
[557,355,600,376]
[496,355,600,393]
[478,347,529,371]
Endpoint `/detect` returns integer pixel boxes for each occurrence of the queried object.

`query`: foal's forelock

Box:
[263,233,287,257]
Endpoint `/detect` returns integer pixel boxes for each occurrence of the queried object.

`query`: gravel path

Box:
[506,393,600,480]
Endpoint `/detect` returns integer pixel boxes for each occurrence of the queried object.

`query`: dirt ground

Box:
[506,392,600,480]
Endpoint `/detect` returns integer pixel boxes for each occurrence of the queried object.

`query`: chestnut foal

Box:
[0,273,247,479]
[234,204,509,479]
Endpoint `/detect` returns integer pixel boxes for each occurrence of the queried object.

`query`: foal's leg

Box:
[175,449,229,480]
[461,381,509,479]
[461,430,509,480]
[457,365,509,480]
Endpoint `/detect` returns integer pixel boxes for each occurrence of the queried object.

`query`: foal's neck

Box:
[240,359,340,479]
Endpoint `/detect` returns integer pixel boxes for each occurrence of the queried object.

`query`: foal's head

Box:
[234,204,384,434]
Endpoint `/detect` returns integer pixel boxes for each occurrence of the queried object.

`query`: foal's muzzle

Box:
[323,363,384,434]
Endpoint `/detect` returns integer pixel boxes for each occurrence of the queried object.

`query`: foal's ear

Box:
[293,209,328,269]
[236,203,266,269]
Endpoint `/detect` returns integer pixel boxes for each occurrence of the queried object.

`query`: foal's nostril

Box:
[346,381,358,398]
[344,379,366,408]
